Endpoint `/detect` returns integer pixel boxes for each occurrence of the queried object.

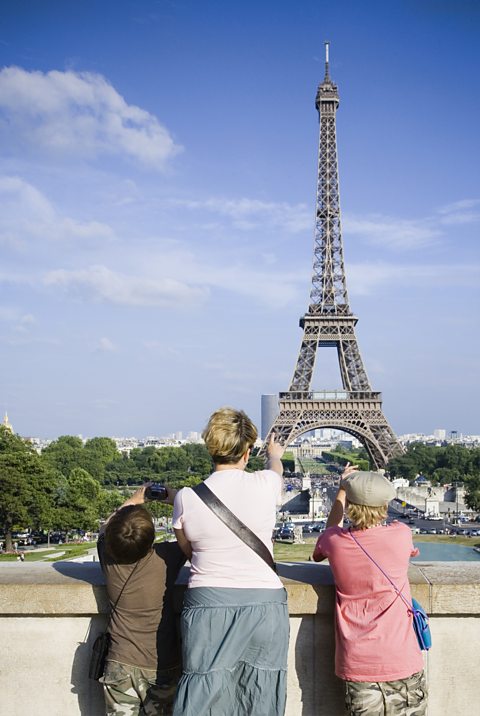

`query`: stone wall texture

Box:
[1,560,479,715]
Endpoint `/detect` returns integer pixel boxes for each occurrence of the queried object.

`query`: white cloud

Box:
[348,260,480,295]
[0,306,35,333]
[343,214,441,250]
[44,265,209,307]
[0,175,115,248]
[97,337,117,352]
[0,307,20,322]
[0,67,182,168]
[169,196,311,233]
[437,198,480,226]
[343,199,480,251]
[141,246,303,308]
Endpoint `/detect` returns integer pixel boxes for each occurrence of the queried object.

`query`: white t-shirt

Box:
[173,469,283,589]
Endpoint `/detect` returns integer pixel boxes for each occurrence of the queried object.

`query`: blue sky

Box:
[0,0,479,439]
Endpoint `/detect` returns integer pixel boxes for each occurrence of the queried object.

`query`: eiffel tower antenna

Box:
[262,45,403,469]
[324,40,330,80]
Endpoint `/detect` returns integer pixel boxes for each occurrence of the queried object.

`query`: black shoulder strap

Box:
[192,482,276,573]
[106,558,140,629]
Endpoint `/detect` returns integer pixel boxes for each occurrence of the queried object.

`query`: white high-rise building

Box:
[261,394,279,439]
[434,429,446,440]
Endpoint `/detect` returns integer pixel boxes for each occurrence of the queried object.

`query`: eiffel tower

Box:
[263,44,403,469]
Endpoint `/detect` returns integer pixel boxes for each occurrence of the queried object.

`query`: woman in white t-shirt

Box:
[172,407,289,716]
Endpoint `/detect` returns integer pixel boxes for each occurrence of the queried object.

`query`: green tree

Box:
[82,437,120,481]
[0,427,57,551]
[388,449,421,482]
[56,467,102,533]
[104,453,142,486]
[97,488,124,520]
[432,467,462,486]
[441,444,473,474]
[182,443,212,475]
[408,443,439,477]
[464,476,480,511]
[41,435,84,477]
[246,455,265,472]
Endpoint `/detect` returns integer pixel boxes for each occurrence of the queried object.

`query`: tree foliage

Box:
[42,435,121,483]
[104,443,213,486]
[0,427,57,550]
[388,443,480,510]
[321,448,369,471]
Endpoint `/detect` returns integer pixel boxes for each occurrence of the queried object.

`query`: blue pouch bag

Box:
[411,597,432,651]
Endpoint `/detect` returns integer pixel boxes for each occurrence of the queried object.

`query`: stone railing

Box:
[1,560,479,715]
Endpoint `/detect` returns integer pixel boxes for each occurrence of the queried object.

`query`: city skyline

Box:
[1,1,479,439]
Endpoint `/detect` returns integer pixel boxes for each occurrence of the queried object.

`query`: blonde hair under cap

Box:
[343,471,396,530]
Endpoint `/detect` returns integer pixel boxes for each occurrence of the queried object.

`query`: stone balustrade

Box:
[1,560,479,715]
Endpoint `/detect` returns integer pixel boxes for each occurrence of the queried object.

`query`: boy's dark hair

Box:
[105,505,155,564]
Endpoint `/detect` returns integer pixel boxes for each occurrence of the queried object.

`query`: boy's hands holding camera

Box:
[122,485,148,507]
[122,483,177,507]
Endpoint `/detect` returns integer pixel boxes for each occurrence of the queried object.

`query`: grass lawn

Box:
[274,538,317,562]
[0,541,96,562]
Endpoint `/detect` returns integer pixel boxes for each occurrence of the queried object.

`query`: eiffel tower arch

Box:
[263,44,403,470]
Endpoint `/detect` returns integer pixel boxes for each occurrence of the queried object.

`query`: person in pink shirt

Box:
[313,466,427,716]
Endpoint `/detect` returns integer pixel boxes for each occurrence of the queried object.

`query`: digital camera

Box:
[144,483,168,501]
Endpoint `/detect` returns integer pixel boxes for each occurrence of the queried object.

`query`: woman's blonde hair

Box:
[346,502,388,530]
[202,407,258,464]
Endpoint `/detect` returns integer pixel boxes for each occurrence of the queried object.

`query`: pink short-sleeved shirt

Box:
[314,521,424,682]
[173,468,283,589]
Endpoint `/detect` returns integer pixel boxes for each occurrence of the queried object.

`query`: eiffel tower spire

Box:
[262,45,403,469]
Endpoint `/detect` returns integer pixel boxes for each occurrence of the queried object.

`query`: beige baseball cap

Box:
[342,471,396,507]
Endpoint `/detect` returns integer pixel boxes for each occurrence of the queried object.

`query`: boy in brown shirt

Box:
[97,486,185,716]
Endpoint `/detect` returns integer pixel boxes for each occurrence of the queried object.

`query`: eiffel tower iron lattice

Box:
[262,44,403,469]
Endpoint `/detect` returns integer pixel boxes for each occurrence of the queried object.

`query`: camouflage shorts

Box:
[101,659,180,716]
[344,670,427,716]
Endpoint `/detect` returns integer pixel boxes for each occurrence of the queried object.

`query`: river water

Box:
[412,542,480,561]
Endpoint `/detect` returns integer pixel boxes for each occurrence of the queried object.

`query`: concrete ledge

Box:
[1,561,478,615]
[0,562,108,615]
[414,562,480,613]
[1,561,480,715]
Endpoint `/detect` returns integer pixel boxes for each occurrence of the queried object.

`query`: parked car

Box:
[30,531,48,544]
[302,523,315,534]
[278,526,295,541]
[50,532,67,543]
[12,531,30,545]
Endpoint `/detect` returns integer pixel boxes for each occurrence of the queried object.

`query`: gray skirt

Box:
[173,587,289,716]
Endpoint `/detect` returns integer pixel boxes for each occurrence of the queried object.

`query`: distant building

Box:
[261,394,279,439]
[434,428,446,440]
[2,412,13,432]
